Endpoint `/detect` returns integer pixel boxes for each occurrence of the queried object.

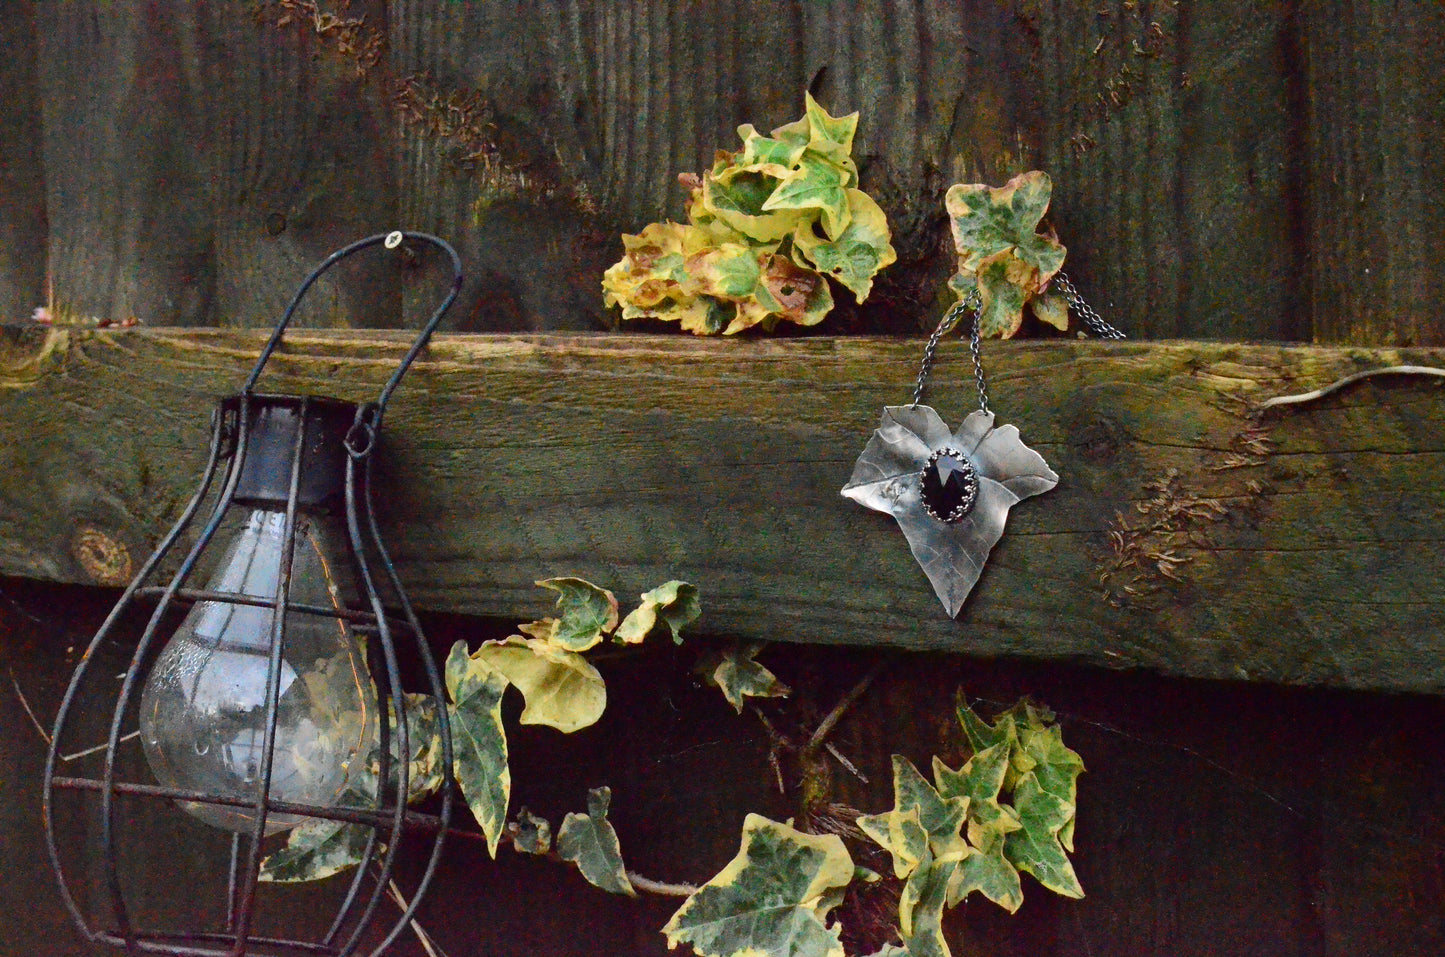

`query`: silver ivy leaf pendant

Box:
[841,405,1058,617]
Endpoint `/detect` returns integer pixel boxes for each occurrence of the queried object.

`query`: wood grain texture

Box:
[1302,1,1445,345]
[1,327,1442,693]
[0,0,46,325]
[15,2,1442,341]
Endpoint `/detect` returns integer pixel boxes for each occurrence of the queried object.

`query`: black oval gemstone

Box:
[920,447,979,523]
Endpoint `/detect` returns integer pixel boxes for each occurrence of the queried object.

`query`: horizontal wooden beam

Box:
[2,327,1443,693]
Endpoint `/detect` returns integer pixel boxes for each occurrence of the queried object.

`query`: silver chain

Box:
[911,271,1124,411]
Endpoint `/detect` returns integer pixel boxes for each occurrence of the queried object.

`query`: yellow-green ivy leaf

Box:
[704,166,807,242]
[762,152,851,240]
[474,636,606,734]
[974,249,1036,339]
[705,640,791,713]
[793,188,897,303]
[944,171,1059,274]
[858,755,970,871]
[750,253,834,330]
[511,807,553,855]
[558,786,636,897]
[258,814,374,884]
[445,641,510,858]
[1032,291,1070,331]
[388,692,446,803]
[857,803,929,880]
[956,699,1018,759]
[898,851,957,957]
[932,745,1017,846]
[536,577,619,652]
[614,580,701,644]
[1017,722,1084,851]
[688,243,768,301]
[601,221,705,317]
[1003,773,1084,899]
[803,92,859,164]
[737,122,809,170]
[663,814,853,957]
[944,811,1023,913]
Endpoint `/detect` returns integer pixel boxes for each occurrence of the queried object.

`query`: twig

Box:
[1255,365,1445,414]
[805,660,887,755]
[382,875,448,957]
[10,670,52,745]
[62,730,139,763]
[823,742,868,784]
[626,871,698,897]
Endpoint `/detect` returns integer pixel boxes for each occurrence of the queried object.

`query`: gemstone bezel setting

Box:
[920,446,979,523]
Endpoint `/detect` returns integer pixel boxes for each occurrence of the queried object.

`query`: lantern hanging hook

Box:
[239,230,464,447]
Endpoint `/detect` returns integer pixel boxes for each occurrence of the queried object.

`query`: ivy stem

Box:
[804,659,887,756]
[443,826,698,897]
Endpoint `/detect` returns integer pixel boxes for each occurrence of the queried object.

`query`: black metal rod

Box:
[48,778,444,833]
[92,930,340,957]
[232,395,313,954]
[358,451,456,957]
[226,833,242,934]
[130,587,414,632]
[43,408,232,945]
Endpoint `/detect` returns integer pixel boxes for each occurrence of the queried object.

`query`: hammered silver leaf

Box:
[842,406,1058,617]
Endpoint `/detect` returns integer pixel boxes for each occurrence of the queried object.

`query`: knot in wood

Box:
[72,525,132,587]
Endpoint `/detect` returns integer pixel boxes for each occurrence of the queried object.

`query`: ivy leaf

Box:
[973,249,1038,339]
[557,786,635,896]
[857,804,929,880]
[258,813,374,884]
[1032,291,1070,332]
[1003,773,1084,899]
[858,755,970,877]
[474,636,606,734]
[615,580,702,644]
[601,221,705,319]
[510,807,553,855]
[688,242,768,300]
[898,850,957,957]
[536,577,619,652]
[705,640,791,713]
[956,700,1020,785]
[663,813,853,957]
[932,745,1017,845]
[703,166,807,242]
[1014,721,1083,851]
[445,640,511,858]
[802,92,859,164]
[762,152,851,240]
[737,122,809,170]
[792,189,898,303]
[389,692,446,803]
[752,254,835,330]
[944,811,1023,913]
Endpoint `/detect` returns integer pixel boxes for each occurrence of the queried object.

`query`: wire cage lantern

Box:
[44,232,462,957]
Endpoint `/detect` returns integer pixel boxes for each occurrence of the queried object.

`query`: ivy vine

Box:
[259,578,1083,957]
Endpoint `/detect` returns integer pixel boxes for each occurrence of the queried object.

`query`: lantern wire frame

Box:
[43,232,465,957]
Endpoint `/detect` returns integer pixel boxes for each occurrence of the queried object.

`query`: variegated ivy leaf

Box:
[601,221,704,317]
[1012,715,1084,851]
[1032,291,1070,331]
[445,641,511,858]
[663,814,853,957]
[258,810,374,884]
[558,786,635,896]
[944,806,1023,913]
[389,692,446,803]
[932,745,1018,846]
[703,165,807,243]
[1003,773,1084,899]
[793,189,898,303]
[614,580,702,644]
[945,171,1068,338]
[802,92,859,164]
[536,577,619,652]
[762,152,852,241]
[736,121,809,169]
[473,636,606,734]
[857,804,930,880]
[857,755,970,878]
[704,640,791,713]
[897,849,957,957]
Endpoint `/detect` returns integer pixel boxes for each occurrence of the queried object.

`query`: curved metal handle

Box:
[240,231,464,418]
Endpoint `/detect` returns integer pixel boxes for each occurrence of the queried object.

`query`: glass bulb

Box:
[140,510,377,834]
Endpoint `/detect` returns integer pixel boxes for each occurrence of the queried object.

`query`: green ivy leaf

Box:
[792,189,898,303]
[663,814,853,957]
[1003,773,1084,899]
[762,152,852,240]
[1016,721,1084,851]
[388,692,446,803]
[737,122,809,170]
[473,636,606,734]
[858,755,970,877]
[974,250,1035,339]
[258,813,374,884]
[445,641,511,858]
[557,786,636,897]
[615,580,702,644]
[536,577,619,652]
[511,807,553,855]
[944,813,1023,913]
[704,640,791,713]
[932,745,1017,845]
[956,700,1018,761]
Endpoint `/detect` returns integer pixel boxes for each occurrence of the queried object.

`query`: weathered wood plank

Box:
[1,328,1442,693]
[0,0,46,325]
